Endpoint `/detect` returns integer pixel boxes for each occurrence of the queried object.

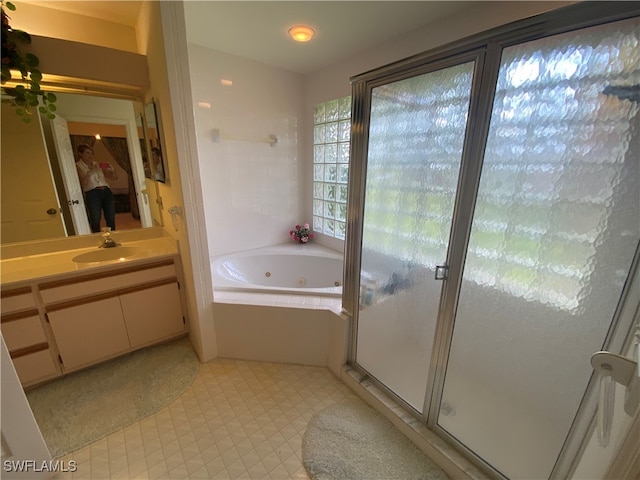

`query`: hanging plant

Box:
[1,0,56,123]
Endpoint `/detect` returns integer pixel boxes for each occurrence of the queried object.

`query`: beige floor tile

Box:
[53,358,358,479]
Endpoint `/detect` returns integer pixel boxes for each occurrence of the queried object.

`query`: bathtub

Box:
[212,243,343,297]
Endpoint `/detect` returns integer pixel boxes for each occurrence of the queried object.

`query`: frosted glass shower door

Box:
[438,18,640,480]
[355,61,475,411]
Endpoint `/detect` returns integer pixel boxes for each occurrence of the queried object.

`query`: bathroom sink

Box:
[72,247,139,264]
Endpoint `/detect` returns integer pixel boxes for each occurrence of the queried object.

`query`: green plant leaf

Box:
[12,29,31,44]
[48,103,57,112]
[25,53,39,67]
[2,1,56,121]
[46,92,57,102]
[1,67,11,84]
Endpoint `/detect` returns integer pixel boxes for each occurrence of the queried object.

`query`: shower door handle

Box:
[435,264,448,280]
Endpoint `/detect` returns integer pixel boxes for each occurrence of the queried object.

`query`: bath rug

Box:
[302,400,449,480]
[26,336,198,459]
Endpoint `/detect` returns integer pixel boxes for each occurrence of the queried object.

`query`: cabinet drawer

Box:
[40,262,176,304]
[1,288,35,314]
[1,314,46,352]
[12,349,59,386]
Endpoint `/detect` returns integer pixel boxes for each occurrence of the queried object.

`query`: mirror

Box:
[0,91,163,245]
[144,99,167,183]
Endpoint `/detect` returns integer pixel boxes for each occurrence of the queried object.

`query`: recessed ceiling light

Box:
[288,25,315,43]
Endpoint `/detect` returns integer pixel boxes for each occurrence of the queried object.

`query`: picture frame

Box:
[144,99,167,183]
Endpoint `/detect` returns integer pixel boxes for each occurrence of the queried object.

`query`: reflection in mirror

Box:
[0,92,163,245]
[138,113,152,180]
[144,99,167,183]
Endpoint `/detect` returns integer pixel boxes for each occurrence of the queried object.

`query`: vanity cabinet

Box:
[40,259,187,374]
[2,257,188,384]
[0,287,61,387]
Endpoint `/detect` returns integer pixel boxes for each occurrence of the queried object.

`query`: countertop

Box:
[0,236,178,287]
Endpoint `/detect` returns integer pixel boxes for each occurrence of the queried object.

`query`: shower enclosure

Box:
[344,3,640,479]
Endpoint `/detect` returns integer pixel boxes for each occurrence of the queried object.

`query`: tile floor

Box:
[51,358,359,479]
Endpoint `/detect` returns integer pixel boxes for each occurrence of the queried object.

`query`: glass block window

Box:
[313,96,351,240]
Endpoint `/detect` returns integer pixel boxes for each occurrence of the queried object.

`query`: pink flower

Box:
[295,225,301,230]
[301,236,309,243]
[309,233,314,238]
[303,223,310,229]
[289,230,294,235]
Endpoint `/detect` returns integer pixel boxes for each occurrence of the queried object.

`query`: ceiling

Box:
[183,1,477,74]
[28,1,479,75]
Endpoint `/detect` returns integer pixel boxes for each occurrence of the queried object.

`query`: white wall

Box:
[187,45,305,257]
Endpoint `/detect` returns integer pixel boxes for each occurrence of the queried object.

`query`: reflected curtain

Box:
[101,137,139,219]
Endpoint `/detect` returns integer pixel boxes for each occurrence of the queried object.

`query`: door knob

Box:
[46,208,57,215]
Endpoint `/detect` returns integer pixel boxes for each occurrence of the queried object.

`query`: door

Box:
[49,115,91,235]
[0,104,66,242]
[354,54,481,412]
[349,7,640,480]
[1,335,52,480]
[435,17,640,479]
[120,282,184,348]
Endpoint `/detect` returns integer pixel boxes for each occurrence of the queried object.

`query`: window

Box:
[313,96,351,240]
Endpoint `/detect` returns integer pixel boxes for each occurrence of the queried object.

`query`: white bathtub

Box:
[212,243,343,297]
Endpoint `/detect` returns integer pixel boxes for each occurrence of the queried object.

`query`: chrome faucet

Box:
[99,228,119,248]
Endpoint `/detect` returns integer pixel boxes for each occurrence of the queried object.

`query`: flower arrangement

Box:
[290,223,314,243]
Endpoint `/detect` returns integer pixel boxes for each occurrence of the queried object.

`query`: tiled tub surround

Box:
[212,243,347,374]
[212,300,348,377]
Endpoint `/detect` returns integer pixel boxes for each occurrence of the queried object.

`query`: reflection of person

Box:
[151,146,164,182]
[75,143,118,233]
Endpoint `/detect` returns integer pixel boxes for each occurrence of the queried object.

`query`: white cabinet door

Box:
[120,282,185,348]
[47,296,130,371]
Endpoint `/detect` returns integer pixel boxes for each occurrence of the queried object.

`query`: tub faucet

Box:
[99,228,120,248]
